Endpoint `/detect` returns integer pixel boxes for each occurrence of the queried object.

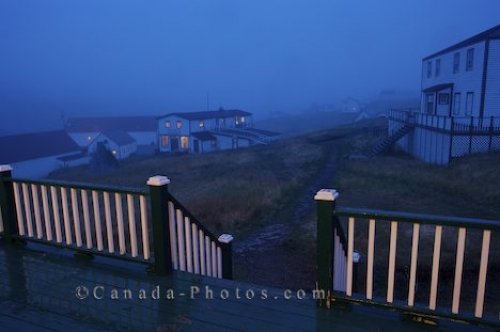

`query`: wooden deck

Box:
[0,241,494,332]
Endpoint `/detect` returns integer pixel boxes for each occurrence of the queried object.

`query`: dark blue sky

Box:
[1,0,499,133]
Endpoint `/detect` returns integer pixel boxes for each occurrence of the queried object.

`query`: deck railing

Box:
[315,189,499,328]
[0,165,233,279]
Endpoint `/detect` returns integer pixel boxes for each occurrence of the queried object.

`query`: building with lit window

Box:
[158,108,279,153]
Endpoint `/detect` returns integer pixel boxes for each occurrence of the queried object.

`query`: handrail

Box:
[8,177,148,196]
[336,207,500,231]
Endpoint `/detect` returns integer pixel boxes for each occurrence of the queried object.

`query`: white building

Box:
[388,25,500,165]
[88,131,138,160]
[0,131,87,178]
[66,116,157,154]
[157,109,278,153]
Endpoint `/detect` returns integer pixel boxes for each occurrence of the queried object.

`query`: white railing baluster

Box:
[184,217,193,273]
[211,241,217,278]
[41,185,52,241]
[139,195,150,260]
[103,192,114,253]
[205,236,212,277]
[70,188,83,247]
[31,185,43,239]
[346,217,355,296]
[176,209,186,271]
[50,186,62,243]
[114,193,126,254]
[199,229,206,275]
[451,227,467,314]
[192,224,200,274]
[127,194,138,257]
[387,221,398,303]
[366,219,375,300]
[92,191,104,251]
[217,246,222,278]
[22,183,34,237]
[429,225,443,310]
[474,229,491,318]
[60,187,72,245]
[168,202,178,269]
[81,190,93,249]
[13,183,25,236]
[408,223,420,306]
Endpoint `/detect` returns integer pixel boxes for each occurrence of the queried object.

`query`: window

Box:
[176,121,183,129]
[180,136,189,150]
[199,120,204,128]
[435,59,441,77]
[453,52,460,74]
[438,93,449,105]
[466,48,474,71]
[427,61,432,78]
[160,135,169,147]
[465,92,474,116]
[165,121,171,128]
[453,93,461,115]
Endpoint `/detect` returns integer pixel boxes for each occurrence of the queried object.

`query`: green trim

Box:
[336,207,500,231]
[14,235,150,265]
[0,170,19,241]
[329,293,499,329]
[148,182,172,275]
[316,199,334,308]
[8,177,148,196]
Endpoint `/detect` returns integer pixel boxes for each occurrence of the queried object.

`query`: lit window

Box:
[161,135,169,147]
[427,61,432,78]
[176,121,183,129]
[180,136,189,149]
[199,120,204,128]
[165,121,171,128]
[453,52,460,74]
[466,48,474,71]
[435,59,440,77]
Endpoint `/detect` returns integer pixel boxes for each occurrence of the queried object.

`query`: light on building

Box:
[112,150,117,155]
[87,136,92,140]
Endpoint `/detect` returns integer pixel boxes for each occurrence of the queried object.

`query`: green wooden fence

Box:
[0,165,233,279]
[315,189,499,328]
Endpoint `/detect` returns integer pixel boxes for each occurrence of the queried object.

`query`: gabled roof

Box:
[159,109,252,121]
[99,131,136,146]
[66,116,157,132]
[191,131,217,141]
[0,131,80,164]
[423,24,500,60]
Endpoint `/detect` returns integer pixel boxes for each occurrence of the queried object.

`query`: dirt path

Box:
[233,142,338,288]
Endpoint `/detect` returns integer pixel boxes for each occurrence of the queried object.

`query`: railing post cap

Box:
[0,165,13,172]
[314,189,339,202]
[147,175,170,186]
[218,234,234,244]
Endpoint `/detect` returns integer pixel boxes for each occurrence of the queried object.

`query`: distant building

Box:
[66,116,157,153]
[88,131,138,160]
[388,25,500,164]
[0,131,87,178]
[157,109,279,153]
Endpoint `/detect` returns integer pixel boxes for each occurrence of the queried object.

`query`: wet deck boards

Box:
[0,241,493,331]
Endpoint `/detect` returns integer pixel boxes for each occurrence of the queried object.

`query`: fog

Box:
[1,0,499,134]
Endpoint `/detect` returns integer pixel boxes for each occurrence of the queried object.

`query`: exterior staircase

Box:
[366,125,412,158]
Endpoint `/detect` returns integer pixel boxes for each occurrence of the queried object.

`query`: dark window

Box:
[465,92,474,115]
[466,48,474,71]
[438,93,449,105]
[435,59,441,77]
[453,93,461,115]
[427,61,432,78]
[453,52,460,74]
[160,135,169,147]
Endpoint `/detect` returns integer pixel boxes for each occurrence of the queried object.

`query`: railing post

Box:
[218,234,234,279]
[147,175,172,275]
[0,165,19,242]
[315,189,339,308]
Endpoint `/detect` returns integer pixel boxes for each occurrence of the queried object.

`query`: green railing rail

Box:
[315,189,499,329]
[0,165,233,279]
